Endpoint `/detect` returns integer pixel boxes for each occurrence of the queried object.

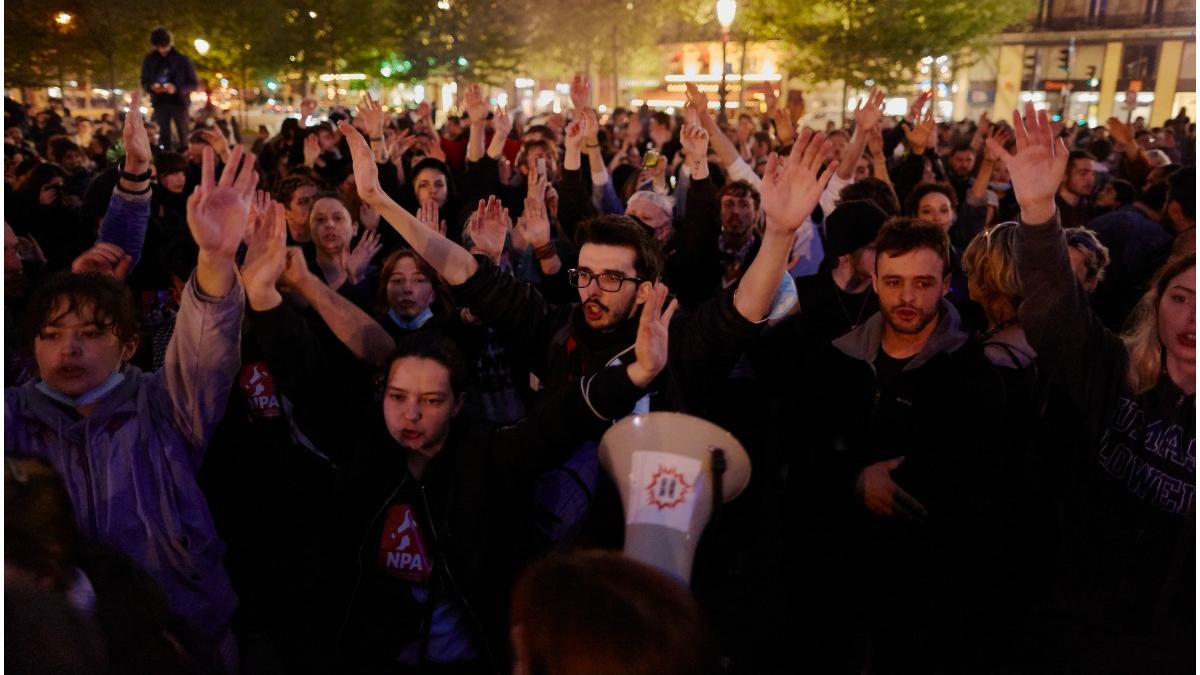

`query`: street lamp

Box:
[194,38,210,55]
[716,0,736,116]
[54,12,72,26]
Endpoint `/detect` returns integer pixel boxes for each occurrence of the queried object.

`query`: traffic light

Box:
[1086,66,1098,87]
[1024,51,1041,87]
[1057,48,1071,73]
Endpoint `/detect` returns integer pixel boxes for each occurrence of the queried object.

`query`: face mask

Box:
[36,371,125,409]
[989,182,1012,192]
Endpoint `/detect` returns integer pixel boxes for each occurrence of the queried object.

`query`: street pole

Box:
[719,31,729,117]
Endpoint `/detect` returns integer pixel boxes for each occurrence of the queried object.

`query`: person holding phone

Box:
[140,28,198,152]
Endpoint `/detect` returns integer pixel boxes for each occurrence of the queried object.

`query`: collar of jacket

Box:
[832,298,968,372]
[568,303,640,361]
[14,365,145,426]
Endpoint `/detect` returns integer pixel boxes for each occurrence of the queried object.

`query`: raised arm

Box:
[158,144,256,463]
[736,129,837,322]
[836,88,884,181]
[463,83,489,163]
[97,95,153,263]
[338,119,479,285]
[995,104,1127,412]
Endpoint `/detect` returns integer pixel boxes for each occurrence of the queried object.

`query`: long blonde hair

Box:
[1122,253,1195,394]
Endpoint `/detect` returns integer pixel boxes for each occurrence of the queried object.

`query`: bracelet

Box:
[118,183,153,196]
[370,136,384,142]
[534,242,557,260]
[118,161,152,182]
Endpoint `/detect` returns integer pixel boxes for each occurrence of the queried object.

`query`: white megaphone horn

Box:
[598,412,751,584]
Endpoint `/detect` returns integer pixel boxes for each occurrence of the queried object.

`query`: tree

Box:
[745,0,1034,103]
[375,0,529,85]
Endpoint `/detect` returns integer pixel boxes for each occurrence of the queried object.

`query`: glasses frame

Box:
[567,268,646,292]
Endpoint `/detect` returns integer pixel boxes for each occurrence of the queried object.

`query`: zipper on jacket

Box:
[336,475,409,648]
[418,483,497,672]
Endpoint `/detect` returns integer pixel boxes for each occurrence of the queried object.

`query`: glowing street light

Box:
[308,10,318,18]
[194,38,210,55]
[54,12,72,26]
[715,0,737,114]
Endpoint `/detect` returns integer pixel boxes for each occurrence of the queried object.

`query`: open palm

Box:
[987,103,1068,222]
[760,129,836,233]
[186,145,257,260]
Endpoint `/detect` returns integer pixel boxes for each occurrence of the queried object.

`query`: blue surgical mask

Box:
[36,371,125,409]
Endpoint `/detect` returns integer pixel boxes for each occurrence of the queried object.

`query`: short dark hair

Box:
[839,177,901,215]
[16,162,66,200]
[273,175,317,205]
[1067,149,1096,171]
[718,180,761,210]
[1089,138,1113,161]
[46,136,81,165]
[386,332,468,395]
[904,181,958,216]
[155,151,188,176]
[873,217,951,277]
[149,27,172,47]
[575,214,664,282]
[651,112,671,128]
[22,272,139,354]
[6,456,80,588]
[511,550,713,675]
[1167,166,1195,219]
[1104,177,1138,206]
[523,124,554,141]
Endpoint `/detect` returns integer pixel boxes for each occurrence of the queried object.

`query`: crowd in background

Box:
[2,25,1197,675]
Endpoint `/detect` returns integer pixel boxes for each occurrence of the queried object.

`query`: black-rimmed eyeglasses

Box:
[567,268,645,292]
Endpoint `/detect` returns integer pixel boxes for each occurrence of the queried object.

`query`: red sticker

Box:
[238,362,282,420]
[377,504,433,584]
[645,465,693,510]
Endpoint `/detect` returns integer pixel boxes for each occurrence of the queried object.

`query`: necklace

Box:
[832,281,873,330]
[980,320,1016,342]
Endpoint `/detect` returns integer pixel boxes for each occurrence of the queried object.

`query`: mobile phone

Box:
[643,149,660,168]
[536,157,547,180]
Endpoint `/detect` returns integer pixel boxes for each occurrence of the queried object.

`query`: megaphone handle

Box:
[711,447,727,529]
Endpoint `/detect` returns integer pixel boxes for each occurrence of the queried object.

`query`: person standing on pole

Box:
[140,27,197,151]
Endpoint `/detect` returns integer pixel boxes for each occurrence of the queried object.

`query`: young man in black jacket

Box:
[237,199,678,670]
[786,218,1011,673]
[140,27,197,151]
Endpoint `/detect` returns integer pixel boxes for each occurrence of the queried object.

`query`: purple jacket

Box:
[5,275,244,638]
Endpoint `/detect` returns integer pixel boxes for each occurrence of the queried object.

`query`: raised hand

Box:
[854,88,886,133]
[468,196,509,262]
[907,90,932,123]
[564,117,585,152]
[388,129,418,160]
[303,133,321,167]
[248,189,272,236]
[986,103,1069,224]
[518,174,552,248]
[337,120,383,205]
[867,122,885,160]
[580,108,600,145]
[345,228,382,283]
[1106,116,1136,150]
[187,145,258,262]
[415,101,433,130]
[356,92,386,139]
[627,282,678,388]
[121,91,151,174]
[570,73,591,110]
[240,199,288,310]
[416,197,447,236]
[463,83,489,125]
[300,98,319,123]
[684,82,710,115]
[982,126,1011,164]
[760,129,837,233]
[420,133,447,163]
[904,107,935,155]
[71,242,133,280]
[856,457,928,522]
[491,105,513,140]
[281,246,315,291]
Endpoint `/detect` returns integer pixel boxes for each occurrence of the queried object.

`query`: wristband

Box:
[534,242,557,260]
[370,136,384,142]
[118,162,152,182]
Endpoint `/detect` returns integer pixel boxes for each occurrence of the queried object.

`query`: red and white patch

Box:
[645,465,693,510]
[238,362,282,420]
[627,451,703,533]
[377,504,433,584]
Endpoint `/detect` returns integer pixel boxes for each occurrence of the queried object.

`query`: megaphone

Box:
[598,412,751,584]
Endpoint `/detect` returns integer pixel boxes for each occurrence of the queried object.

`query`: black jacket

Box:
[1015,213,1194,673]
[140,48,198,108]
[248,300,650,673]
[450,254,763,418]
[788,301,1013,671]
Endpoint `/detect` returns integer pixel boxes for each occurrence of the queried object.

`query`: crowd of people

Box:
[2,26,1196,675]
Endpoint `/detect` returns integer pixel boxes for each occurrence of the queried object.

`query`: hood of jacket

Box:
[832,298,969,372]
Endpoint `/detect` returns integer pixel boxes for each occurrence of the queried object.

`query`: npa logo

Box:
[645,465,693,510]
[377,504,432,584]
[238,362,281,420]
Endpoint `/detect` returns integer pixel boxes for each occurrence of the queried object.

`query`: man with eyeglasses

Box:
[340,117,836,415]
